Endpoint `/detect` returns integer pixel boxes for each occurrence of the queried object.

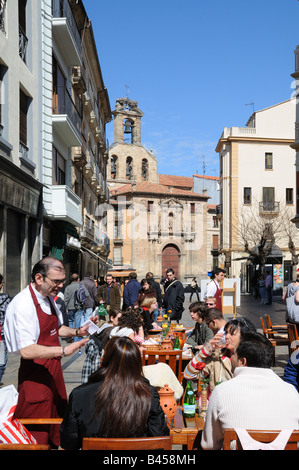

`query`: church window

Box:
[111,155,118,179]
[142,158,149,180]
[126,157,133,180]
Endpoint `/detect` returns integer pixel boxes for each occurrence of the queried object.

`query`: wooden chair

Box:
[141,349,183,381]
[287,323,299,354]
[261,316,291,358]
[0,444,51,450]
[260,317,277,363]
[223,429,299,450]
[265,314,287,332]
[82,436,173,450]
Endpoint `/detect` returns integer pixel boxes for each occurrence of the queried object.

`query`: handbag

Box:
[0,385,37,444]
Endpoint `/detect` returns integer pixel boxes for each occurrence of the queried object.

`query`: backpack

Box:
[74,283,87,308]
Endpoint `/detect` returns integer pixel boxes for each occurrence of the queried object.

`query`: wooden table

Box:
[20,408,204,450]
[169,406,204,450]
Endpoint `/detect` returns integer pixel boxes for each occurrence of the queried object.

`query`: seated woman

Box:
[139,297,160,334]
[60,336,170,449]
[81,309,122,383]
[186,301,214,354]
[110,308,145,346]
[184,317,256,392]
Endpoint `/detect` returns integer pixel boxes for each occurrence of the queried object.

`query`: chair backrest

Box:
[260,317,269,336]
[223,429,299,450]
[82,436,173,450]
[265,314,272,329]
[141,349,183,380]
[0,444,51,450]
[287,323,299,353]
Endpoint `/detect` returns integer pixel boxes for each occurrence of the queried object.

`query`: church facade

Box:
[105,97,212,285]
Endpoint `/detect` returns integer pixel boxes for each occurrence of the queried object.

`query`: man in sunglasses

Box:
[4,256,97,448]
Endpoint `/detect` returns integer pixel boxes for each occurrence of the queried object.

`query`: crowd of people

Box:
[0,260,298,450]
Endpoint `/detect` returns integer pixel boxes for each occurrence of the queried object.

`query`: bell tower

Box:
[108,97,158,186]
[112,97,144,145]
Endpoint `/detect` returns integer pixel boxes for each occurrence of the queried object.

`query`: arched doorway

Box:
[162,244,180,279]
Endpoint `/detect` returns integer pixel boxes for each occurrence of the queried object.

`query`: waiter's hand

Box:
[63,338,89,357]
[77,315,98,337]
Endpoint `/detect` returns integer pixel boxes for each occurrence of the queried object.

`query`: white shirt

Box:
[204,279,219,298]
[201,367,299,450]
[110,326,134,338]
[4,284,63,353]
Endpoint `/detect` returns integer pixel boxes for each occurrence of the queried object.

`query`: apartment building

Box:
[0,0,111,295]
[216,99,298,293]
[193,174,220,272]
[291,45,299,226]
[0,0,43,296]
[42,0,111,279]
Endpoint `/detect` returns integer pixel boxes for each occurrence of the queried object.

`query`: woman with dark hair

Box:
[134,278,157,307]
[184,317,257,391]
[110,308,145,345]
[60,336,169,449]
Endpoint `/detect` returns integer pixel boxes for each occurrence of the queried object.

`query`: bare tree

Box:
[236,201,299,273]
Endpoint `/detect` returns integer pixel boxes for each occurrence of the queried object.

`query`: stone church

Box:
[105,97,211,285]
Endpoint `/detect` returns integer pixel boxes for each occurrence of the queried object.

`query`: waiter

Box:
[4,257,96,448]
[204,268,225,312]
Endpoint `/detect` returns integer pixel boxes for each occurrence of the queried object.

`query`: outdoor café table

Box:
[20,409,205,451]
[169,406,204,450]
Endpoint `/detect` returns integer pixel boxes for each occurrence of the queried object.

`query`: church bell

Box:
[124,121,132,133]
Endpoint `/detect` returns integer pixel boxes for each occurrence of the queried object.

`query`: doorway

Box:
[162,244,180,279]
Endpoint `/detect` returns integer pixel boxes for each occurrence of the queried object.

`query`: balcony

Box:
[52,88,82,146]
[72,66,87,95]
[48,185,82,226]
[91,168,105,195]
[52,0,81,67]
[19,26,28,63]
[259,201,280,216]
[73,143,87,168]
[96,231,110,256]
[84,149,95,182]
[81,214,95,242]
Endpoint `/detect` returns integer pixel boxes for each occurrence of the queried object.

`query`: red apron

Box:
[13,284,67,447]
[213,280,222,312]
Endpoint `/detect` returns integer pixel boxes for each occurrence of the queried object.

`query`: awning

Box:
[81,246,110,266]
[107,270,136,277]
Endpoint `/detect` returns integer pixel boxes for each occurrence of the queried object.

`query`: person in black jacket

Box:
[163,268,185,322]
[60,336,169,449]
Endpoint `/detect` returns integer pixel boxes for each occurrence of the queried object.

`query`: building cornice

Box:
[216,136,294,152]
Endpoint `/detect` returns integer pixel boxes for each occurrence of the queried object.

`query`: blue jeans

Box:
[80,307,93,327]
[67,309,84,342]
[0,340,8,384]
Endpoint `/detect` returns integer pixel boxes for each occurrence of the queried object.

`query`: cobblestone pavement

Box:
[2,294,290,396]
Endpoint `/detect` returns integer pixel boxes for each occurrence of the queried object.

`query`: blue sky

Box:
[83,0,299,178]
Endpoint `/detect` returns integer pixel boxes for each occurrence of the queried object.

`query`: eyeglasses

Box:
[205,302,215,306]
[43,275,66,286]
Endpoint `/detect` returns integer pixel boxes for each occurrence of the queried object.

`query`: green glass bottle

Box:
[183,381,196,418]
[173,335,180,350]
